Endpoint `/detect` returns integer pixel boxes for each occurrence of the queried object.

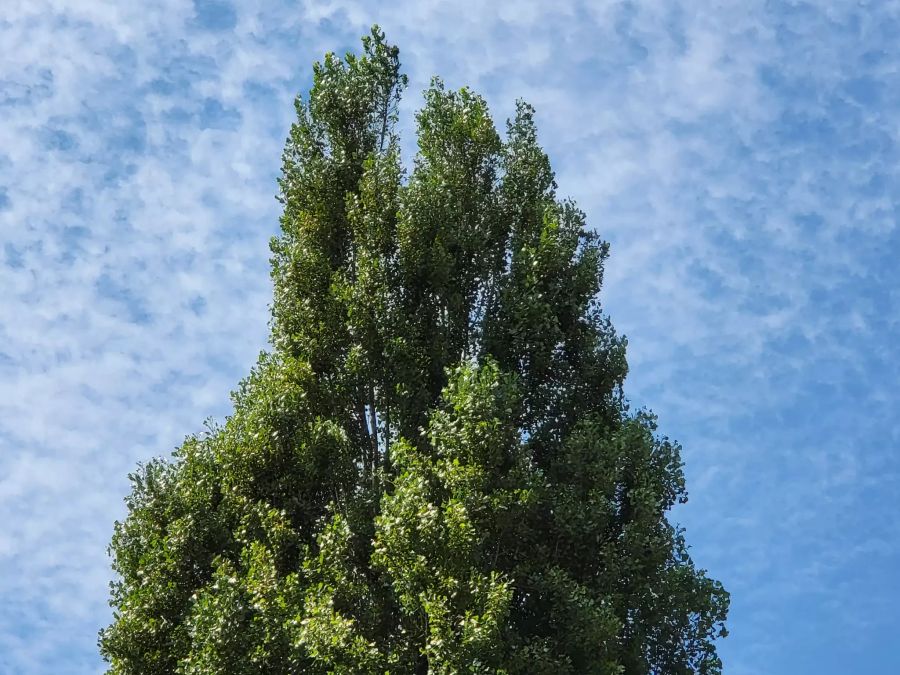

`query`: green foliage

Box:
[100,26,728,674]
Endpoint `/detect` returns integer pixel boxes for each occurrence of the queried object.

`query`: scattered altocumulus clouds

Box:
[1,1,898,673]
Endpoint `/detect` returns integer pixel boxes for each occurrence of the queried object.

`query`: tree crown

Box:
[100,27,728,674]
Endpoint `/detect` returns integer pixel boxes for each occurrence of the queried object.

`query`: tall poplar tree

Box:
[100,28,728,674]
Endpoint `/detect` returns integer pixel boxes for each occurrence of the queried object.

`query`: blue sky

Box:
[1,1,898,672]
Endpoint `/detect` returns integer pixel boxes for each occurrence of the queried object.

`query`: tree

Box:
[100,27,728,674]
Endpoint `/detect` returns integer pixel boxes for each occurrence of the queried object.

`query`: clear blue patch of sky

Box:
[94,272,152,325]
[199,97,242,130]
[3,243,24,269]
[0,67,54,107]
[191,0,238,32]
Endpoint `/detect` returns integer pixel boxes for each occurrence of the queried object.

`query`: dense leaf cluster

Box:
[100,28,728,674]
